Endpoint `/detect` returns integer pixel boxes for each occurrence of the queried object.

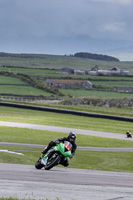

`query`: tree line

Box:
[74,52,119,62]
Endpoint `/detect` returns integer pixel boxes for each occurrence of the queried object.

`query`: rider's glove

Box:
[54,139,60,144]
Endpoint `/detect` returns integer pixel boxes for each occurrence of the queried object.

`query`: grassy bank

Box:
[7,100,133,117]
[0,106,133,134]
[1,126,133,147]
[1,126,133,172]
[1,146,133,173]
[1,105,133,173]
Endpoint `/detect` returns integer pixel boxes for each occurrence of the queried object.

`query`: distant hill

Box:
[74,52,119,62]
[0,52,119,62]
[0,52,46,59]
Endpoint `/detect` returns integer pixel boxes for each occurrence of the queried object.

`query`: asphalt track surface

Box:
[0,120,132,140]
[1,121,133,200]
[0,163,133,200]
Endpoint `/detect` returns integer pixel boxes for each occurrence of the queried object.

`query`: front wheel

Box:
[35,158,44,169]
[45,154,61,170]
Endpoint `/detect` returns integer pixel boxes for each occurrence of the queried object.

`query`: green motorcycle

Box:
[35,141,72,170]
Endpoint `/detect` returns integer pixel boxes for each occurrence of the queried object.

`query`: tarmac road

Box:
[1,142,133,152]
[0,163,133,200]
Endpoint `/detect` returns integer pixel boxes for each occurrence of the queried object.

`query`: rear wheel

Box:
[45,154,61,170]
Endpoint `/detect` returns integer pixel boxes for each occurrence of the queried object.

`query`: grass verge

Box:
[1,148,133,173]
[1,126,133,173]
[0,126,133,148]
[0,106,133,134]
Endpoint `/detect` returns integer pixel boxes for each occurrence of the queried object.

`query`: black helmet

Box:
[68,132,76,141]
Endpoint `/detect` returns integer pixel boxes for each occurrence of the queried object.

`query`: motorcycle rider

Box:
[126,131,132,138]
[41,132,77,167]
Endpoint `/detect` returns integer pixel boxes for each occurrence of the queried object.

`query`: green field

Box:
[0,75,27,85]
[60,88,133,98]
[0,53,133,72]
[1,72,133,98]
[0,85,53,96]
[91,80,133,87]
[0,67,59,77]
[0,53,133,100]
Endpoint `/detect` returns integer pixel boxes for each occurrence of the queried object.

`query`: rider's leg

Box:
[41,141,55,155]
[61,158,69,167]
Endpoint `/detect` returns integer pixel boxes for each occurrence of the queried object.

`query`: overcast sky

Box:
[0,0,133,60]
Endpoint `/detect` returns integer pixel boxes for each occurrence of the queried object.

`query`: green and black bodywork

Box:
[35,141,72,170]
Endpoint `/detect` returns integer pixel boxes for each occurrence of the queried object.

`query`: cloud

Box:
[91,0,132,5]
[0,0,131,39]
[0,0,133,59]
[102,22,125,33]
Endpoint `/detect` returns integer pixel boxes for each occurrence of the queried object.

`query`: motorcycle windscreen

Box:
[64,141,72,151]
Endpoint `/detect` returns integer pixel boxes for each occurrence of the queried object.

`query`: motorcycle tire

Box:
[45,154,61,170]
[35,158,44,169]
